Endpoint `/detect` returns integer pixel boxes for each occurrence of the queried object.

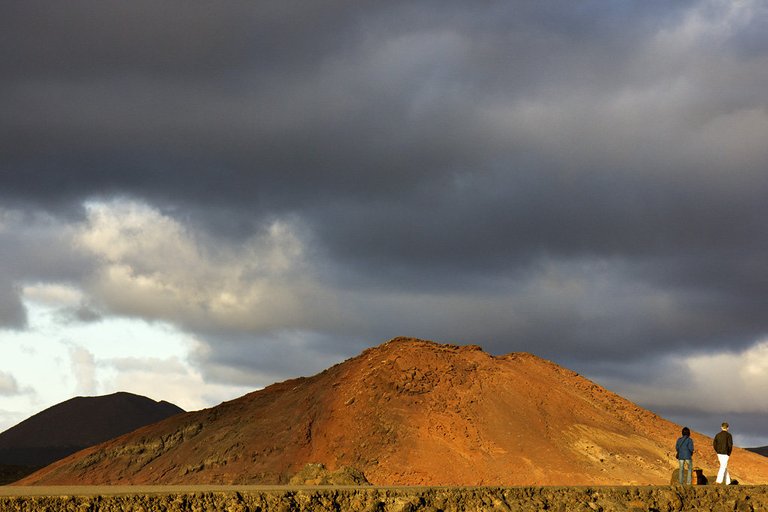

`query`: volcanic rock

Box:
[5,487,768,512]
[289,463,370,485]
[18,338,768,485]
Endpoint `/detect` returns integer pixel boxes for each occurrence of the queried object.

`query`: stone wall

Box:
[1,485,765,511]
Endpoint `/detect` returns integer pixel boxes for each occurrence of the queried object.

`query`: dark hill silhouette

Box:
[0,391,183,483]
[18,338,768,486]
[748,446,768,457]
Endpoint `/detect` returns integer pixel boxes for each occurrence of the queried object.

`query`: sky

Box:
[2,0,768,447]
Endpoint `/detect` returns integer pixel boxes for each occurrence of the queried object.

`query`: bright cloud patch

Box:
[103,355,253,412]
[595,339,768,420]
[0,372,20,396]
[23,283,84,308]
[685,341,768,413]
[75,199,335,333]
[0,298,254,431]
[69,345,97,396]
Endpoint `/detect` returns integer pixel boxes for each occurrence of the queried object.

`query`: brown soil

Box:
[17,337,768,486]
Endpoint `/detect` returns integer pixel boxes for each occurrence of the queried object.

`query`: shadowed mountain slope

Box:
[0,392,184,470]
[19,338,768,485]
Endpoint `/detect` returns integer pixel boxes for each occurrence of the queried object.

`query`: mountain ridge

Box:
[19,338,768,485]
[0,391,184,483]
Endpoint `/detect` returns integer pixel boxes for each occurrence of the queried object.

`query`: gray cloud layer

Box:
[3,1,768,437]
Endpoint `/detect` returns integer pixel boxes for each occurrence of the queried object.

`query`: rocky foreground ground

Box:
[0,485,766,511]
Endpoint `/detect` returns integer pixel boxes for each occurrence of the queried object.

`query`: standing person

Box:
[713,422,733,485]
[675,427,694,484]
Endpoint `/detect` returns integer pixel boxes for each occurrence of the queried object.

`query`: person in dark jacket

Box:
[675,427,694,484]
[713,422,733,484]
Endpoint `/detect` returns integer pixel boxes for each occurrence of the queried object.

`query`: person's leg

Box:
[716,454,729,484]
[678,459,685,484]
[724,456,731,485]
[685,459,692,485]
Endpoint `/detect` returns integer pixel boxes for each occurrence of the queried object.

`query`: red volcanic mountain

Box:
[19,338,768,485]
[0,391,183,483]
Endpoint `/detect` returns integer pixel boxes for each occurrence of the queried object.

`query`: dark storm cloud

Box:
[0,210,95,328]
[0,1,693,208]
[190,330,363,389]
[2,0,768,378]
[0,278,25,329]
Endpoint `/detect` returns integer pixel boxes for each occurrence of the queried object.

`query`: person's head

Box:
[682,427,690,436]
[722,422,729,430]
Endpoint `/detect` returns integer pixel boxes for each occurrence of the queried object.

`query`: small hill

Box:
[0,391,183,483]
[748,446,768,457]
[18,338,768,485]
